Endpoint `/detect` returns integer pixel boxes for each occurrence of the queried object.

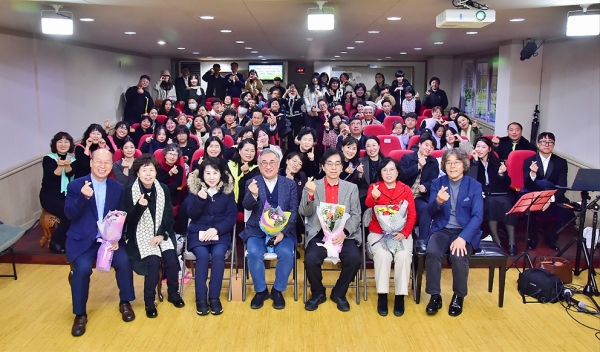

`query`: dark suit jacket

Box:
[399,152,439,199]
[202,72,227,100]
[428,175,484,249]
[375,111,399,123]
[523,153,569,203]
[174,76,189,103]
[224,73,245,98]
[64,175,124,263]
[494,136,536,161]
[241,176,299,242]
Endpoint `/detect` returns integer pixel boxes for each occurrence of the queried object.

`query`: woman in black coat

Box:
[131,116,154,147]
[470,137,518,255]
[74,124,113,179]
[40,132,77,254]
[355,136,385,213]
[186,157,237,315]
[123,154,184,318]
[279,152,307,247]
[156,144,184,206]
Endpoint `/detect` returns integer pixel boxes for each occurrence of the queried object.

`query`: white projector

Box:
[436,9,496,28]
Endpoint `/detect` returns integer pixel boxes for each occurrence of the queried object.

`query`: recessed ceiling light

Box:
[368,30,380,34]
[261,58,267,61]
[192,52,199,54]
[510,18,525,22]
[355,40,364,43]
[414,47,422,50]
[331,59,336,61]
[257,55,263,58]
[399,52,407,55]
[236,41,244,44]
[215,58,222,61]
[124,31,136,35]
[334,55,340,58]
[434,42,444,45]
[306,38,313,41]
[377,59,382,61]
[250,51,258,53]
[177,47,185,50]
[466,31,478,35]
[340,51,347,54]
[245,47,252,50]
[157,40,166,45]
[385,56,391,58]
[387,17,402,21]
[347,46,355,49]
[200,16,214,20]
[79,18,94,22]
[207,56,213,58]
[220,29,232,33]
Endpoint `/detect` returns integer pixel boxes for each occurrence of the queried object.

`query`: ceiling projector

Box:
[436,9,496,28]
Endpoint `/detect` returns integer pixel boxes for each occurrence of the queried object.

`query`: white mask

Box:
[188,103,197,110]
[238,107,247,115]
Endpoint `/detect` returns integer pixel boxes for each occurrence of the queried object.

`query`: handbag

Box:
[534,256,572,284]
[517,268,563,304]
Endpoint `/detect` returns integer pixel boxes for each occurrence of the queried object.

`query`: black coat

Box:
[174,76,189,103]
[494,136,536,161]
[202,72,227,100]
[422,88,448,110]
[390,79,412,114]
[124,86,154,125]
[399,152,439,199]
[469,158,512,194]
[523,153,569,203]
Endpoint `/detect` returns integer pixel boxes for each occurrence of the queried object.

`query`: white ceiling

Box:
[1,0,598,60]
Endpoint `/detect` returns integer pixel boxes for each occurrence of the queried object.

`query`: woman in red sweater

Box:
[365,158,417,317]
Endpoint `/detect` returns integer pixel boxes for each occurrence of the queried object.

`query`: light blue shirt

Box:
[91,176,107,238]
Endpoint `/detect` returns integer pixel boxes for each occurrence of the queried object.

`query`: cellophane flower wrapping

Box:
[316,202,351,264]
[96,210,127,271]
[373,200,409,254]
[259,201,291,253]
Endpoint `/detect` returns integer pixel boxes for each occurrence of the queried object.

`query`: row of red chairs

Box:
[136,133,234,150]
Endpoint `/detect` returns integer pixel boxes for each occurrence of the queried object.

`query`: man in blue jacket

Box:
[65,149,135,336]
[425,149,483,317]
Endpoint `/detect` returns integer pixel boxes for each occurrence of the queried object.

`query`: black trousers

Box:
[304,233,361,297]
[144,249,179,303]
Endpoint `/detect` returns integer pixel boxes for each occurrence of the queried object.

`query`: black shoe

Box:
[71,315,87,337]
[196,301,209,316]
[250,289,270,309]
[415,240,427,254]
[508,245,517,256]
[271,288,286,310]
[330,292,350,312]
[49,242,65,254]
[167,294,185,308]
[448,294,464,317]
[296,250,301,259]
[527,239,538,251]
[426,294,442,315]
[377,293,388,316]
[394,295,405,317]
[209,298,223,315]
[145,302,158,318]
[305,293,327,311]
[547,241,560,252]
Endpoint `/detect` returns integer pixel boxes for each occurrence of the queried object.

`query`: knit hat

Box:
[160,69,171,77]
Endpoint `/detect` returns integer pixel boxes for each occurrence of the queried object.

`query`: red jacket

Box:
[365,181,417,239]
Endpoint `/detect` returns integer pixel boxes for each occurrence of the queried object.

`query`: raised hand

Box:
[57,158,66,167]
[371,184,381,199]
[240,162,249,173]
[491,135,500,145]
[248,179,259,197]
[418,184,426,193]
[81,181,94,198]
[345,163,354,174]
[498,161,507,175]
[230,120,237,129]
[137,87,144,94]
[305,177,316,196]
[145,136,153,143]
[529,161,539,174]
[307,147,314,162]
[121,159,130,169]
[64,156,73,166]
[471,149,479,161]
[414,92,420,99]
[425,90,431,97]
[98,139,106,149]
[170,166,178,175]
[104,119,110,129]
[138,193,148,206]
[418,156,426,169]
[86,138,93,148]
[167,138,173,145]
[198,185,208,199]
[323,120,330,130]
[436,185,450,205]
[356,163,364,176]
[472,120,478,129]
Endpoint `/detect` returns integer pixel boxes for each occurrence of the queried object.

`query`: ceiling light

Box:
[334,55,340,57]
[466,31,478,35]
[387,17,402,21]
[192,52,200,54]
[355,40,364,43]
[377,59,382,61]
[567,6,600,36]
[510,18,525,22]
[177,47,185,50]
[220,29,232,33]
[157,40,166,45]
[207,56,213,59]
[306,38,313,41]
[347,46,355,49]
[414,47,422,50]
[340,51,347,54]
[251,50,258,53]
[41,5,73,35]
[200,16,214,20]
[258,55,263,58]
[434,42,444,45]
[385,56,391,58]
[331,58,336,61]
[368,30,380,34]
[124,31,136,35]
[79,18,94,22]
[307,1,335,30]
[262,58,267,61]
[245,47,252,50]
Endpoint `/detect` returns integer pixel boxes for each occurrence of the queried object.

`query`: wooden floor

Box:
[0,262,598,351]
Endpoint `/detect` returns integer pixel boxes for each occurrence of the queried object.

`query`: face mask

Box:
[238,107,247,115]
[188,103,197,110]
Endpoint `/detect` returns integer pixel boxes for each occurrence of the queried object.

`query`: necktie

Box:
[512,142,517,151]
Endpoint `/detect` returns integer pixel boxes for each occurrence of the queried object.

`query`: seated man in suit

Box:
[300,149,362,312]
[241,149,298,310]
[375,99,398,123]
[492,122,536,161]
[523,132,573,251]
[425,148,483,317]
[400,134,440,253]
[64,149,135,337]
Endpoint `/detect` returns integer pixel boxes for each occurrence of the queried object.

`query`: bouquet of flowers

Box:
[316,202,351,264]
[259,201,291,253]
[372,201,409,254]
[96,210,127,271]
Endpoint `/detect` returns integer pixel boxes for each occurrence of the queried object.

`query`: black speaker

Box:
[520,41,539,61]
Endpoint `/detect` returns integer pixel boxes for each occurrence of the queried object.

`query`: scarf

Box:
[160,159,177,185]
[403,98,416,113]
[45,153,76,194]
[460,125,473,143]
[131,179,173,258]
[228,160,258,202]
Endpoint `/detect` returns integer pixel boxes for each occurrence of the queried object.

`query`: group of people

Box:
[40,65,574,337]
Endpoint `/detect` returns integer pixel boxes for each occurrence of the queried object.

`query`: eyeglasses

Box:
[93,160,113,167]
[166,153,179,158]
[538,140,555,146]
[260,161,278,167]
[445,161,462,167]
[289,159,303,166]
[381,168,397,173]
[325,161,342,168]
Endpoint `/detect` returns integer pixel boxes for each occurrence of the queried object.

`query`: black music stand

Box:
[507,190,557,271]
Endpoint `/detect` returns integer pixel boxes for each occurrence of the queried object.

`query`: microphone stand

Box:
[582,196,600,311]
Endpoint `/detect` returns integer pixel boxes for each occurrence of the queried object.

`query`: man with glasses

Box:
[65,149,135,336]
[522,132,573,251]
[425,149,483,317]
[300,149,362,312]
[336,117,366,149]
[241,149,299,310]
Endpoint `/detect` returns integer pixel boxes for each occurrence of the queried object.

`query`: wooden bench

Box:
[0,222,27,280]
[39,209,60,247]
[413,241,508,307]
